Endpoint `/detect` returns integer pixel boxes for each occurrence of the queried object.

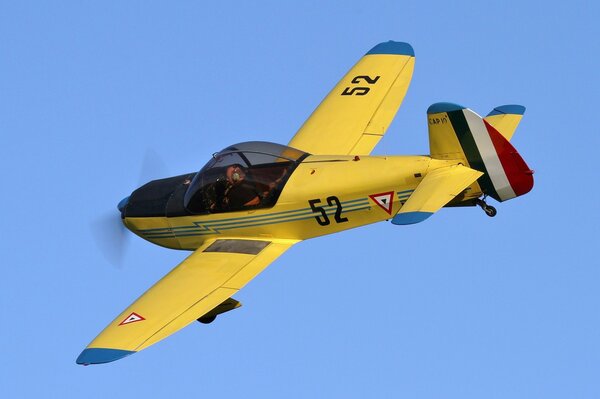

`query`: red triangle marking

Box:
[369,191,394,215]
[119,312,146,326]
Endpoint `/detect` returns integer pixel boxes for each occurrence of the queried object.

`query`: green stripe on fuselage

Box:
[141,198,370,238]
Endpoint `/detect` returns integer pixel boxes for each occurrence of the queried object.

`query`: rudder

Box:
[427,103,534,202]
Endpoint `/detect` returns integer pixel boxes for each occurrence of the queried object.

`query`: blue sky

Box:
[1,1,599,397]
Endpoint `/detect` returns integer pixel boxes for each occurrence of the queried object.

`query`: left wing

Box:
[288,41,415,155]
[77,238,297,365]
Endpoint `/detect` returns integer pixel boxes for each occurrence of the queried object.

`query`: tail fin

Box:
[427,102,534,202]
[484,105,525,141]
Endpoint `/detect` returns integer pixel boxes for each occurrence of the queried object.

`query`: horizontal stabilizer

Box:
[392,165,482,225]
[484,105,525,141]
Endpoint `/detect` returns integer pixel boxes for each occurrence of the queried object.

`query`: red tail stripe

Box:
[484,120,534,197]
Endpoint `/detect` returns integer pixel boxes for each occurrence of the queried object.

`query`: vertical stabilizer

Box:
[427,103,533,202]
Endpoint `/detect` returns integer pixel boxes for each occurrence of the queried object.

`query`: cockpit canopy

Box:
[184,141,309,214]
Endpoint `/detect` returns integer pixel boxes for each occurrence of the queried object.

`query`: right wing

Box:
[77,238,297,365]
[288,41,415,155]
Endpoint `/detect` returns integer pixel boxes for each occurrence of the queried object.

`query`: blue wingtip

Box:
[367,41,414,56]
[487,104,526,116]
[391,211,433,225]
[76,348,135,365]
[427,102,466,115]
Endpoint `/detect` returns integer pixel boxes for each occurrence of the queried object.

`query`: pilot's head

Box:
[226,164,246,184]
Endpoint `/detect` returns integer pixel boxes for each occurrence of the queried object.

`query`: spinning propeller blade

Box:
[138,148,168,186]
[90,210,130,268]
[92,148,168,268]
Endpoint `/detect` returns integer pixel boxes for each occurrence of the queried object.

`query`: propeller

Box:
[90,211,129,268]
[139,148,168,187]
[91,148,169,268]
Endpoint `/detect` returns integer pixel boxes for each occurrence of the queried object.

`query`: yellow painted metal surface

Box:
[427,110,483,199]
[396,165,482,214]
[428,110,468,162]
[288,53,414,155]
[484,113,523,141]
[125,155,438,251]
[97,155,482,357]
[82,155,489,360]
[85,238,296,353]
[79,41,530,364]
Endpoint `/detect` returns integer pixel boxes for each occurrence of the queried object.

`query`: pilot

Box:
[222,164,261,209]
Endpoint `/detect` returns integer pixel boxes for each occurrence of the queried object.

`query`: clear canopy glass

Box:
[184,141,308,214]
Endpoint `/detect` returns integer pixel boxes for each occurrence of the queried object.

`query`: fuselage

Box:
[123,154,478,250]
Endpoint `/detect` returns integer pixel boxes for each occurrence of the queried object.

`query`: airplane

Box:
[77,41,534,365]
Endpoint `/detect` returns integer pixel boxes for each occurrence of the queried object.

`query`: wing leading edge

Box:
[288,41,415,156]
[77,238,297,365]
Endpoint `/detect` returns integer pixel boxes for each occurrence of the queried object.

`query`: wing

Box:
[392,165,483,225]
[288,41,415,155]
[77,238,297,365]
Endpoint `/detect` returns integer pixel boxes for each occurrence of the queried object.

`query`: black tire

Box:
[484,206,497,217]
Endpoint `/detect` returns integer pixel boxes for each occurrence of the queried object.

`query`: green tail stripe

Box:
[447,110,498,199]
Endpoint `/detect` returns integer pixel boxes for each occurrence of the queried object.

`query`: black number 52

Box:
[308,196,348,226]
[341,75,380,96]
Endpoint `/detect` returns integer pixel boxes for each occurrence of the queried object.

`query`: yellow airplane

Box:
[77,41,534,365]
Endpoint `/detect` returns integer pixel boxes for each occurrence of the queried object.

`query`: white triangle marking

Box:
[369,192,394,215]
[119,312,145,326]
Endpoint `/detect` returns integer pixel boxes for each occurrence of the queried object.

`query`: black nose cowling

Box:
[120,173,196,219]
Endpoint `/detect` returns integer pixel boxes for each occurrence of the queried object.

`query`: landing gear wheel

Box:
[476,197,497,217]
[484,205,497,217]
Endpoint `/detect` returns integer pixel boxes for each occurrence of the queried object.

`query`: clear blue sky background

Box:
[1,1,599,397]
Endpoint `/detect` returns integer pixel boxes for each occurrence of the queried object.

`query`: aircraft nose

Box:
[117,196,130,213]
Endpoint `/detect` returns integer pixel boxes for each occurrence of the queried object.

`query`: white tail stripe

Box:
[464,110,516,200]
